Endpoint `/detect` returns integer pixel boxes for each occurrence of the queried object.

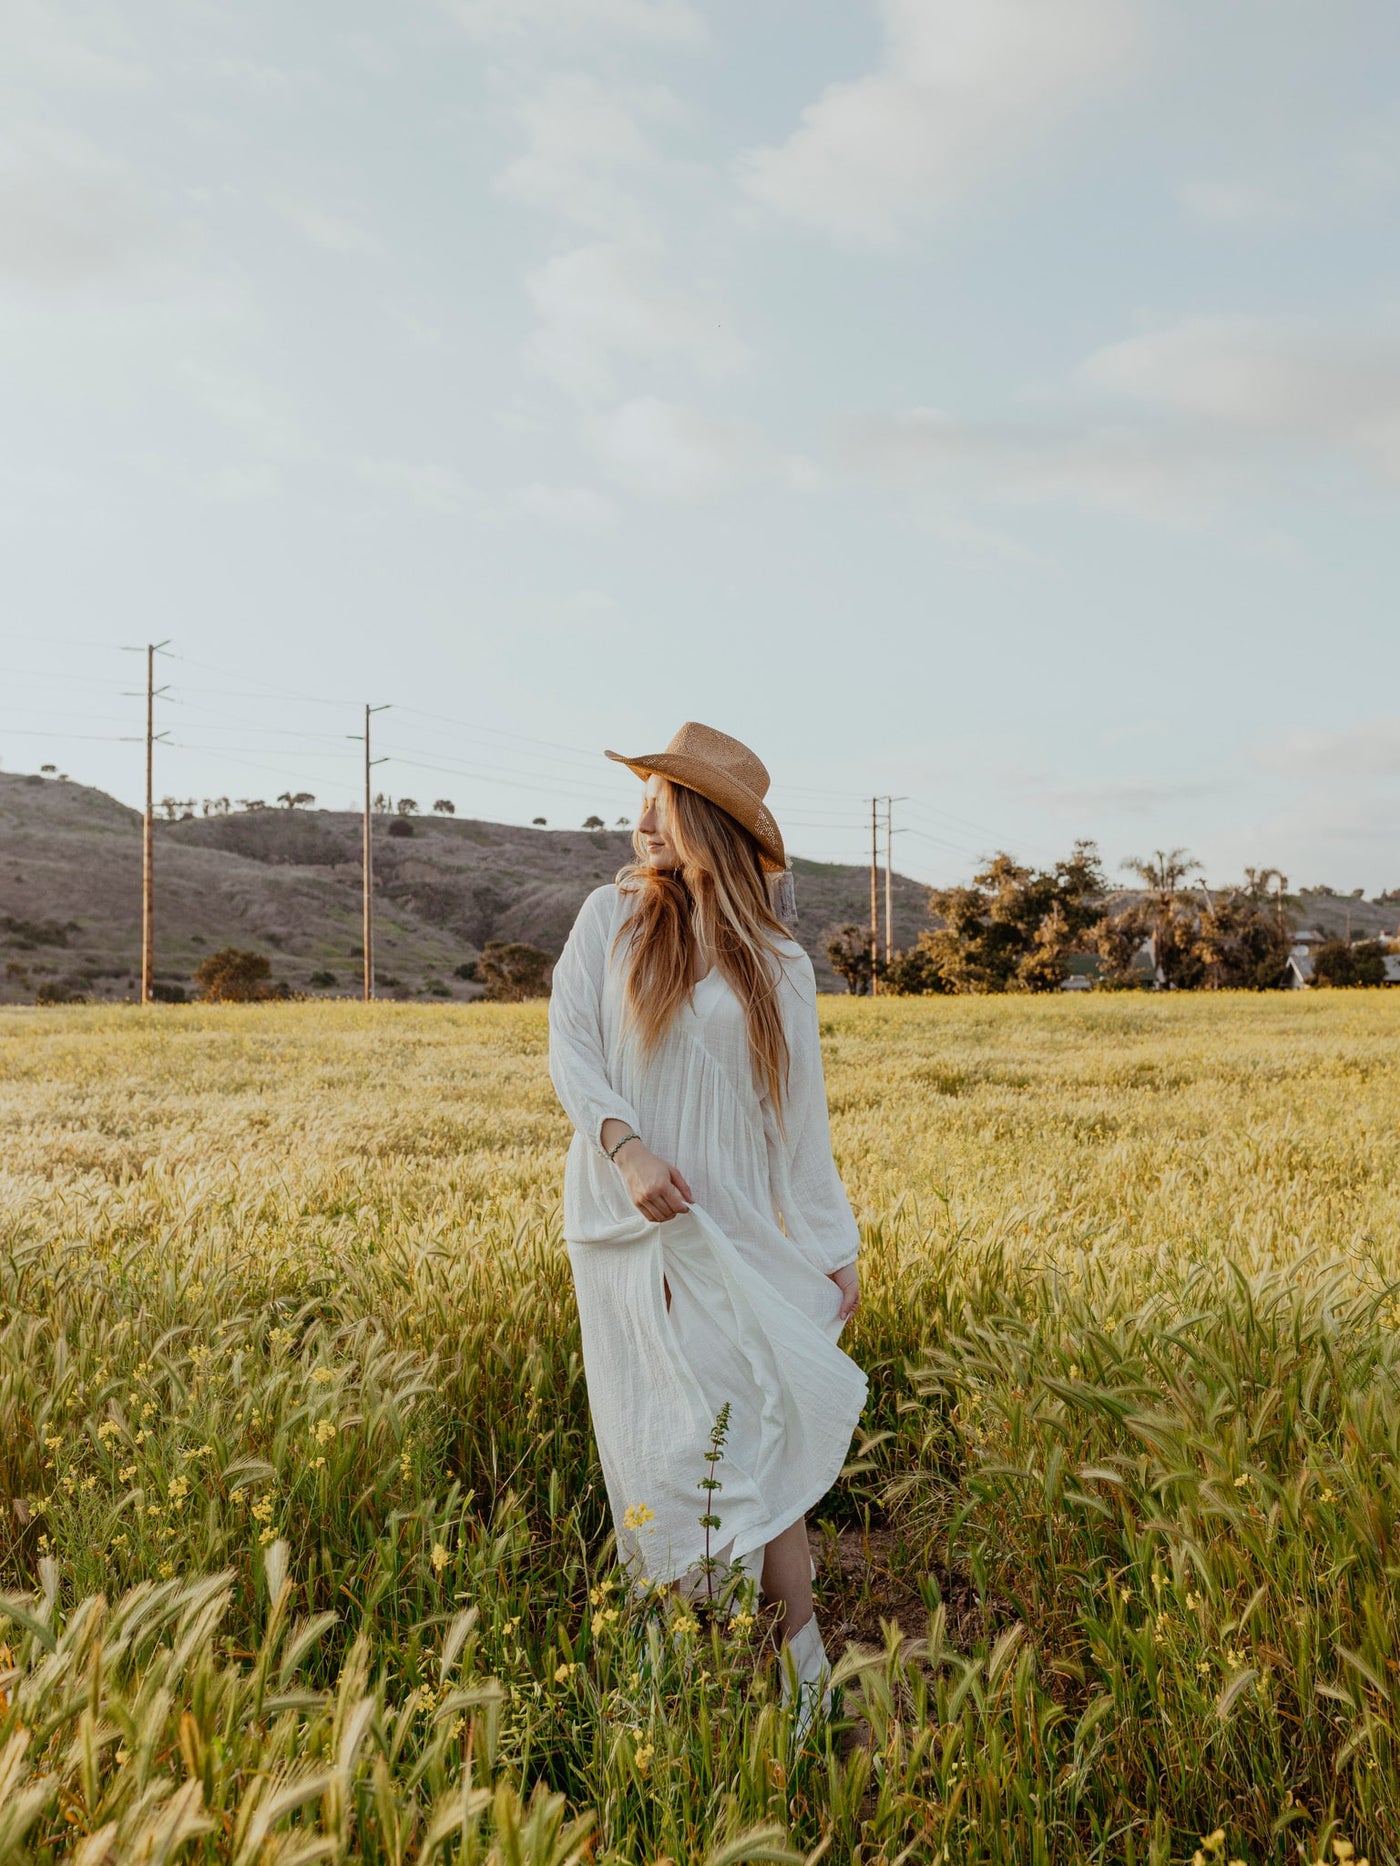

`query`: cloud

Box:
[1250,718,1400,779]
[525,241,743,399]
[841,404,1227,524]
[275,198,385,256]
[589,397,766,497]
[1080,316,1400,480]
[356,457,476,514]
[494,72,681,234]
[737,0,1139,248]
[438,0,703,48]
[1176,177,1296,228]
[0,128,172,287]
[0,0,152,92]
[842,312,1400,525]
[510,481,617,527]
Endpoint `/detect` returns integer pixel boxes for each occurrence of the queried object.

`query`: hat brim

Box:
[605,748,786,871]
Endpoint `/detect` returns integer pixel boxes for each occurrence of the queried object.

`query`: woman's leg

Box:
[760,1515,814,1643]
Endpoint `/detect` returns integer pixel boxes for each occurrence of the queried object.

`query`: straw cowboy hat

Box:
[605,721,787,871]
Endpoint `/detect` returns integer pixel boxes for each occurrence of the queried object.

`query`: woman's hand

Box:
[615,1139,694,1224]
[828,1262,860,1321]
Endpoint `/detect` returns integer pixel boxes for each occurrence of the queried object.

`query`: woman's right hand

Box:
[616,1141,693,1224]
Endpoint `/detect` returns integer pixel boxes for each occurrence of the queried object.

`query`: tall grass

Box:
[1,995,1398,1862]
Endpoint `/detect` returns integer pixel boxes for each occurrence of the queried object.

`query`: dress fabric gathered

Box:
[548,882,868,1591]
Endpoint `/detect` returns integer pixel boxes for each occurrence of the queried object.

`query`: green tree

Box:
[1311,937,1390,988]
[1121,848,1204,989]
[881,944,947,996]
[1089,900,1152,989]
[195,948,274,1003]
[1195,870,1293,989]
[824,924,875,995]
[477,940,552,1002]
[917,842,1107,994]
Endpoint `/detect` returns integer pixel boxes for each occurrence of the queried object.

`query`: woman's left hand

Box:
[828,1262,859,1321]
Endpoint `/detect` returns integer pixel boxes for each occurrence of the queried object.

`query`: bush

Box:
[150,982,187,1004]
[194,948,275,1003]
[35,981,86,1005]
[477,940,552,1002]
[427,980,452,997]
[387,818,414,839]
[309,970,338,988]
[1311,938,1390,988]
[453,961,478,981]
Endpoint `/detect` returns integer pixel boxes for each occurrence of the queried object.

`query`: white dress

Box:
[547,882,868,1591]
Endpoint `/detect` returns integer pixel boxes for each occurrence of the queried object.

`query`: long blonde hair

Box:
[615,778,791,1111]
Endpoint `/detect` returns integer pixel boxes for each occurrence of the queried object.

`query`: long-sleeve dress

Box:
[547,882,868,1592]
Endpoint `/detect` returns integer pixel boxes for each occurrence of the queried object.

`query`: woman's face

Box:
[637,775,680,870]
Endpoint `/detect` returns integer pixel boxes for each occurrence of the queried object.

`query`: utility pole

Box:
[350,706,390,1002]
[125,640,170,1005]
[869,797,879,996]
[883,796,908,967]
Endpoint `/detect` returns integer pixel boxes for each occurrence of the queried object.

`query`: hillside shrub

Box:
[477,939,552,1002]
[194,948,275,1003]
[309,970,338,988]
[150,982,187,1004]
[387,818,414,839]
[34,981,86,1005]
[454,960,478,981]
[825,924,875,995]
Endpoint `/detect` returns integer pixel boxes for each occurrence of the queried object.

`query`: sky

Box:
[2,0,1399,893]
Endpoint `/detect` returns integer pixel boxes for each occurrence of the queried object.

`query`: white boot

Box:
[780,1612,832,1742]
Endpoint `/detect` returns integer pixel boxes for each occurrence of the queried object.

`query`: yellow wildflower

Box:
[622,1502,656,1532]
[313,1418,337,1445]
[311,1368,334,1386]
[431,1542,449,1575]
[634,1739,655,1775]
[1233,1473,1250,1489]
[554,1661,577,1683]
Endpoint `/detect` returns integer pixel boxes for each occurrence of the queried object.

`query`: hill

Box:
[0,771,932,1002]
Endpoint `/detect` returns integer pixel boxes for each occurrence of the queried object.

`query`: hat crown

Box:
[665,721,770,801]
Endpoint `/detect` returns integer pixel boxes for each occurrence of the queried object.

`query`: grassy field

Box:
[2,993,1399,1864]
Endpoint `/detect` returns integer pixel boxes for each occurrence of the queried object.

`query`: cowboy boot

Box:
[779,1611,832,1742]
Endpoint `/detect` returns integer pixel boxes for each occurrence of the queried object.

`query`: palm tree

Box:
[1122,848,1200,988]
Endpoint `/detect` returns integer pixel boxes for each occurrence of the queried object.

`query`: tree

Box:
[533,817,547,827]
[277,791,316,810]
[825,924,875,995]
[882,944,947,996]
[583,815,605,830]
[195,948,275,1003]
[917,843,1108,994]
[476,940,552,1002]
[433,798,456,815]
[397,798,419,816]
[1195,870,1292,989]
[1090,900,1153,988]
[40,763,56,775]
[159,795,181,821]
[237,799,268,812]
[616,816,632,828]
[1311,938,1390,988]
[1122,848,1203,989]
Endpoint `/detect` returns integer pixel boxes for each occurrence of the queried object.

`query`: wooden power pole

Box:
[869,797,879,996]
[883,795,907,969]
[136,640,170,1006]
[352,705,389,1002]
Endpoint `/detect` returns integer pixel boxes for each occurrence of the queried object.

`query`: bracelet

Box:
[605,1130,642,1163]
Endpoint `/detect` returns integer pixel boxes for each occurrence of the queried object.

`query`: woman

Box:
[547,720,867,1733]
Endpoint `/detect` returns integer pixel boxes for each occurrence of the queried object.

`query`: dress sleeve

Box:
[771,951,861,1273]
[548,887,643,1152]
